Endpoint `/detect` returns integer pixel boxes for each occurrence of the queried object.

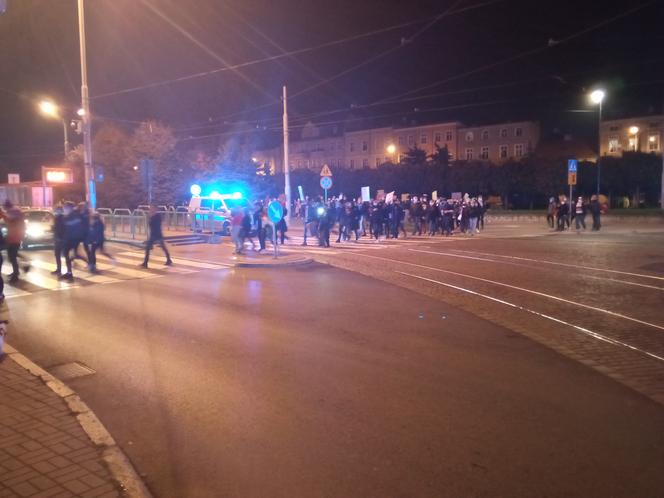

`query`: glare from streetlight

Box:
[39,100,59,118]
[629,126,639,135]
[590,89,605,104]
[386,144,396,155]
[77,108,86,117]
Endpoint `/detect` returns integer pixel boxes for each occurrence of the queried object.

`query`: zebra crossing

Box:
[278,234,462,255]
[1,251,230,299]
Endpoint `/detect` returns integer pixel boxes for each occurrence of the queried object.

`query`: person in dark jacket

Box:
[73,202,91,263]
[141,206,173,268]
[318,205,331,248]
[1,200,30,283]
[441,199,454,236]
[87,213,113,273]
[59,201,85,281]
[253,201,266,252]
[51,205,65,276]
[275,204,288,244]
[590,195,601,231]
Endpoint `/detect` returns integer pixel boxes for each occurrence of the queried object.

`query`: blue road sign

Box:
[267,200,284,224]
[320,176,333,190]
[568,159,578,173]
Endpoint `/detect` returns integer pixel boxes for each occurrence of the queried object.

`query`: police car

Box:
[188,190,248,234]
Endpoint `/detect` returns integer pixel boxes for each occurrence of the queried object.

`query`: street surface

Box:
[5,223,664,497]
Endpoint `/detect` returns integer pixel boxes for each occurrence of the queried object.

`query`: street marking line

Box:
[397,271,664,364]
[2,264,73,291]
[118,251,231,269]
[447,248,664,281]
[354,252,664,332]
[111,256,195,274]
[3,287,31,298]
[28,259,119,284]
[92,261,158,279]
[408,249,664,292]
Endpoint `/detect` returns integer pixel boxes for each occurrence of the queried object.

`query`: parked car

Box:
[22,209,54,248]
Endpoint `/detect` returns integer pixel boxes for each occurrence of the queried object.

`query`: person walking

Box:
[442,198,454,236]
[590,195,602,231]
[575,197,587,230]
[87,213,113,273]
[51,205,65,276]
[276,203,288,244]
[141,205,173,268]
[253,201,266,252]
[1,200,30,283]
[230,207,244,255]
[478,195,486,231]
[59,201,85,282]
[318,205,331,248]
[468,199,480,236]
[547,197,556,229]
[241,207,256,251]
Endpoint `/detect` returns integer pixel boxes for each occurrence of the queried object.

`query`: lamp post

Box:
[590,89,605,196]
[78,0,96,209]
[38,101,70,159]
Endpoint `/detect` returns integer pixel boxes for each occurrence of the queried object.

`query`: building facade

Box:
[600,115,663,157]
[253,119,540,173]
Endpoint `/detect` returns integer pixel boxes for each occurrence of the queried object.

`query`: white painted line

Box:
[93,261,158,279]
[408,249,664,292]
[355,253,664,332]
[118,251,230,269]
[28,259,119,284]
[112,256,194,274]
[281,248,339,256]
[3,287,31,298]
[397,271,664,364]
[448,248,664,281]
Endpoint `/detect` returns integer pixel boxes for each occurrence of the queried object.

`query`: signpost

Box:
[41,166,73,208]
[568,159,577,227]
[267,200,284,259]
[320,164,332,202]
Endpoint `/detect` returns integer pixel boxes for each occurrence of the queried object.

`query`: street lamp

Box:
[589,89,605,195]
[629,126,640,151]
[38,100,70,159]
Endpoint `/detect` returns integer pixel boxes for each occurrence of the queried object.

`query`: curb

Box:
[233,257,313,268]
[3,344,152,498]
[108,238,146,249]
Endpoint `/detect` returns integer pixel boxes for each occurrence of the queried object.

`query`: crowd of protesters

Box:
[547,194,602,232]
[229,194,489,252]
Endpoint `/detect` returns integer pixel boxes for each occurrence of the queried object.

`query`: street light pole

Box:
[282,85,291,222]
[62,119,70,157]
[597,99,602,196]
[77,0,96,208]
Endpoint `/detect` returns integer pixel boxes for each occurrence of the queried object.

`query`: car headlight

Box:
[26,225,45,238]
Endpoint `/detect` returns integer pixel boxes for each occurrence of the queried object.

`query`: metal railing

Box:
[98,208,230,240]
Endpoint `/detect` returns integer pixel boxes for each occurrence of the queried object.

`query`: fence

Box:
[99,207,230,240]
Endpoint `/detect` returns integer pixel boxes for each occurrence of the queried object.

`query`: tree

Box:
[92,124,139,208]
[129,121,179,204]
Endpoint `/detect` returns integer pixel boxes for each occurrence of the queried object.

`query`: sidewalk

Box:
[0,346,150,498]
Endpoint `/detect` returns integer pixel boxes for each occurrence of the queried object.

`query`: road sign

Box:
[320,176,333,190]
[267,200,284,224]
[568,159,578,173]
[320,164,333,177]
[568,172,577,185]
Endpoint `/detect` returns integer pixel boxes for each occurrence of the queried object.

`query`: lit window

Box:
[500,128,508,138]
[648,134,659,151]
[514,144,524,157]
[350,142,355,152]
[362,158,368,168]
[421,134,427,144]
[465,148,473,160]
[482,130,489,140]
[435,132,442,143]
[362,141,368,152]
[608,137,619,153]
[408,135,414,145]
[515,127,523,137]
[499,145,508,158]
[445,131,453,141]
[628,138,637,151]
[465,132,474,142]
[480,146,489,160]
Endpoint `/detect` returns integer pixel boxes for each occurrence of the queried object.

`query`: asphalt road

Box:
[7,246,664,498]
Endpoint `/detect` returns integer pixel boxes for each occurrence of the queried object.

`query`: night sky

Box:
[1,0,663,179]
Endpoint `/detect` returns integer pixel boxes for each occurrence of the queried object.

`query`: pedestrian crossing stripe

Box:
[117,251,231,269]
[1,252,230,299]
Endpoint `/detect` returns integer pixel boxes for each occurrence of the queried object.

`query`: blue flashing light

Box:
[190,184,202,196]
[317,207,325,216]
[232,191,243,199]
[210,191,221,200]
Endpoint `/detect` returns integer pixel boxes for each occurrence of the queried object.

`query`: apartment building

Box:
[253,119,540,173]
[599,115,663,157]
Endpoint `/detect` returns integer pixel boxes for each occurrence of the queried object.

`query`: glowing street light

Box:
[629,126,640,152]
[386,144,396,155]
[629,126,639,135]
[39,100,59,118]
[190,184,202,196]
[589,88,606,195]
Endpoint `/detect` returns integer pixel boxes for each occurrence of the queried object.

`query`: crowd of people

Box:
[547,194,602,232]
[228,194,489,253]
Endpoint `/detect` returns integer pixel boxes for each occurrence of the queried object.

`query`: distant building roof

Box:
[535,134,597,162]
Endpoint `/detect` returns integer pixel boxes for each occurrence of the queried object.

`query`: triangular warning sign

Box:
[320,164,333,177]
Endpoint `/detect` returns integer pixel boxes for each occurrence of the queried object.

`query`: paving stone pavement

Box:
[0,355,121,498]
